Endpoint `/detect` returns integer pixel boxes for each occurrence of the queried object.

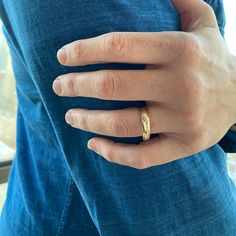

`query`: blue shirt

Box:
[0,0,236,235]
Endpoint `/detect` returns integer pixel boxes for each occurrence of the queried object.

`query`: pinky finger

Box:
[87,135,194,169]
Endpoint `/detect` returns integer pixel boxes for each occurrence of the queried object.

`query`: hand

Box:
[53,0,236,169]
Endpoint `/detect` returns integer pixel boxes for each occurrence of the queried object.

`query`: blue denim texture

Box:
[0,0,236,235]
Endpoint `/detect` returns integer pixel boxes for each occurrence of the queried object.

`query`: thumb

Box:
[172,0,218,32]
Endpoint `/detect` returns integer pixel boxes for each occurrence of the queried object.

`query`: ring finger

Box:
[65,104,181,137]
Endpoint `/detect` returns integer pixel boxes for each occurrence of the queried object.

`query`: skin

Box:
[52,0,236,169]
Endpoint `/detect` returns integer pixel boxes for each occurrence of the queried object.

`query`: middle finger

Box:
[53,69,174,102]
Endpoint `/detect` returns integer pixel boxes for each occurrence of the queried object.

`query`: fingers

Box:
[65,105,181,137]
[172,0,218,32]
[52,69,174,102]
[57,31,185,66]
[87,135,193,169]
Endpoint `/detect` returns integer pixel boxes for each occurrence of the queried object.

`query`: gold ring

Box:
[140,107,151,141]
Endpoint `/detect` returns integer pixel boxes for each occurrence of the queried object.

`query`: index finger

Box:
[57,32,185,66]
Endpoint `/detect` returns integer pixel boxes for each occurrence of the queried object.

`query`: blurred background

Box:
[0,0,236,213]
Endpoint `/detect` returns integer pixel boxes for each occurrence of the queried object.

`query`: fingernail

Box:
[53,78,62,95]
[57,48,67,64]
[65,111,75,125]
[87,139,97,152]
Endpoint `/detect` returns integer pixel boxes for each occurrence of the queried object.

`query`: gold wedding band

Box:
[140,107,151,141]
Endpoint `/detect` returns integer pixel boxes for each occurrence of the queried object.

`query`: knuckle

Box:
[103,32,129,57]
[186,81,201,99]
[153,35,169,51]
[127,153,150,170]
[178,74,204,107]
[79,113,89,130]
[73,41,85,59]
[106,115,129,137]
[184,111,203,130]
[94,71,116,98]
[138,158,151,170]
[103,147,114,163]
[66,76,78,96]
[179,34,202,63]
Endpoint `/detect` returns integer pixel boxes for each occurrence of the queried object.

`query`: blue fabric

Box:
[0,0,236,235]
